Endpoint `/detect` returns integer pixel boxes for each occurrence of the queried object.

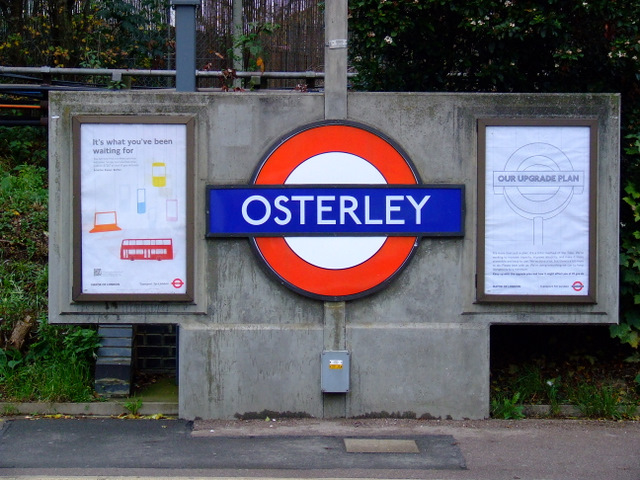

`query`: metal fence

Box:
[195,0,324,88]
[0,0,325,89]
[0,64,338,126]
[0,0,327,126]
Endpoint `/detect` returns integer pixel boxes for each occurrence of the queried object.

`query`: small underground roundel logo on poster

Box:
[207,120,465,301]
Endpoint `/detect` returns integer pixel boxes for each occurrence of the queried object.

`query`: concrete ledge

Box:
[0,401,178,417]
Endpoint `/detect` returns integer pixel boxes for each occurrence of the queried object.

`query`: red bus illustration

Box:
[120,238,174,261]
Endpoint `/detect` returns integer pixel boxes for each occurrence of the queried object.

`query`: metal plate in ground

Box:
[344,438,420,453]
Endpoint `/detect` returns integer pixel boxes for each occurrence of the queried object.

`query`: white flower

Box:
[384,35,393,44]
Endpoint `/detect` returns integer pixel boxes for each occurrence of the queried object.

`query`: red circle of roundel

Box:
[251,121,420,301]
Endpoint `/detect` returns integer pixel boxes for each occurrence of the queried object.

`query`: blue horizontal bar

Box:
[207,185,464,236]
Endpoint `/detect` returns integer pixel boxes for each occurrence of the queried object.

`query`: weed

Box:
[494,363,568,413]
[545,377,562,416]
[0,348,24,372]
[228,21,279,88]
[512,364,548,403]
[573,384,624,420]
[123,397,143,416]
[2,404,19,415]
[108,79,127,90]
[491,392,525,420]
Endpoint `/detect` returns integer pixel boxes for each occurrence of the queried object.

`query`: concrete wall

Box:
[49,91,619,419]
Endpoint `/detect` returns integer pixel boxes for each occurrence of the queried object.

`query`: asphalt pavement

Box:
[0,416,638,480]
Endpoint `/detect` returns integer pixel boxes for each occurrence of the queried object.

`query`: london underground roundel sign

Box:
[207,121,464,301]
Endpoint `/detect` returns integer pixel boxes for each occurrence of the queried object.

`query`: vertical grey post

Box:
[170,0,201,92]
[323,301,347,417]
[324,0,348,120]
[232,0,243,89]
[323,0,349,418]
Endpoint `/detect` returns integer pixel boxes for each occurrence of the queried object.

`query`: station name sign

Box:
[205,120,465,301]
[207,185,463,236]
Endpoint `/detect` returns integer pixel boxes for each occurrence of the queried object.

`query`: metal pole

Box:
[170,0,201,92]
[324,0,348,119]
[166,4,173,88]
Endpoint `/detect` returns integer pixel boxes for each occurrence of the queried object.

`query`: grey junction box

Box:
[321,350,350,393]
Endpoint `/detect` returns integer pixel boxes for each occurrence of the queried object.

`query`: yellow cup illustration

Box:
[152,162,166,187]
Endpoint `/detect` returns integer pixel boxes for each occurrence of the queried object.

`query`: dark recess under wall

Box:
[134,324,178,373]
[490,324,638,388]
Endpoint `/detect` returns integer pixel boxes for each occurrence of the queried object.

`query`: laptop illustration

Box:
[89,211,122,233]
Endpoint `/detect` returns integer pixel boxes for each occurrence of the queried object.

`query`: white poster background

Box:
[80,123,187,295]
[484,125,590,296]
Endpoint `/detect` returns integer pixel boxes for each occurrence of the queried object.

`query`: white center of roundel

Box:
[284,152,387,270]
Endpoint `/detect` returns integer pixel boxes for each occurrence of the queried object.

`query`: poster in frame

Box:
[72,115,195,302]
[477,118,597,303]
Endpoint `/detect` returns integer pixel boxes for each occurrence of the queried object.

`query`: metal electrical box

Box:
[321,350,350,393]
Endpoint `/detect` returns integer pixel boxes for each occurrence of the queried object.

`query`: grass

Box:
[0,127,103,404]
[0,161,49,340]
[0,319,101,403]
[1,353,95,402]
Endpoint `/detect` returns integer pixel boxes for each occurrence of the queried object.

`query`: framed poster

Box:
[72,116,194,301]
[477,118,597,303]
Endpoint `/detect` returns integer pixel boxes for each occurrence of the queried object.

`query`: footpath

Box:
[0,416,639,480]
